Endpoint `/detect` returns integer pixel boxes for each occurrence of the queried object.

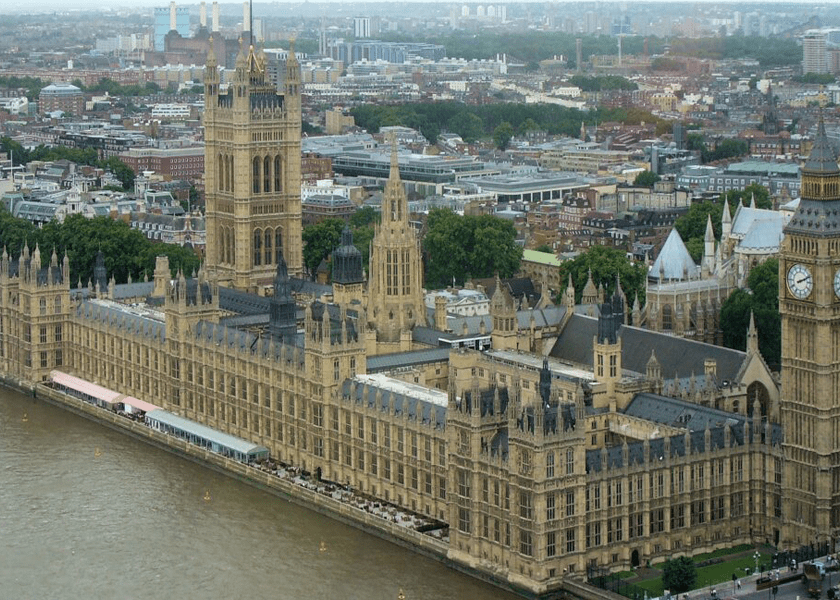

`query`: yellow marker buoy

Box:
[22,413,28,422]
[398,589,406,600]
[319,541,327,552]
[94,447,102,458]
[203,490,211,502]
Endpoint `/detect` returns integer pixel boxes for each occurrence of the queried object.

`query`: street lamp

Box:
[754,552,761,576]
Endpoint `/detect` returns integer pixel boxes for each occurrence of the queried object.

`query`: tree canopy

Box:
[662,556,697,594]
[0,137,135,190]
[493,121,515,150]
[302,214,380,277]
[720,258,780,369]
[633,170,661,187]
[557,245,647,306]
[0,210,200,285]
[423,208,521,288]
[350,102,667,144]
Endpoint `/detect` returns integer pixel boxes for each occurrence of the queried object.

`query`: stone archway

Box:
[631,549,640,568]
[747,381,770,417]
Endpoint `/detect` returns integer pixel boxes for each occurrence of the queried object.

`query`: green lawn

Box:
[633,551,772,598]
[692,545,754,564]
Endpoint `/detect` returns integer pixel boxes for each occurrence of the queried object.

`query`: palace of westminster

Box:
[2,41,840,598]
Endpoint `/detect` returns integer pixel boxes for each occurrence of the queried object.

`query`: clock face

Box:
[787,264,813,300]
[834,268,840,299]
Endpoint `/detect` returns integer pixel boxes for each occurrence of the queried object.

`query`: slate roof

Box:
[804,119,839,175]
[738,217,784,251]
[366,347,451,372]
[549,314,747,382]
[341,375,447,430]
[219,287,270,315]
[444,305,566,338]
[585,394,783,473]
[77,299,165,340]
[648,228,698,281]
[193,320,306,357]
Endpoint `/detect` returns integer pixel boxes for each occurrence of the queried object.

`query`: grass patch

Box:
[635,552,771,598]
[635,577,665,597]
[692,545,754,564]
[615,571,636,580]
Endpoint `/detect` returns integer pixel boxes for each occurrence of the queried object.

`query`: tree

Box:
[721,184,771,210]
[302,218,345,275]
[423,209,521,288]
[634,170,661,187]
[350,206,380,228]
[720,258,781,368]
[557,245,647,306]
[662,556,697,594]
[493,121,515,151]
[534,244,553,253]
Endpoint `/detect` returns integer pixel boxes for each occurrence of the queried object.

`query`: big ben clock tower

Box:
[780,118,840,547]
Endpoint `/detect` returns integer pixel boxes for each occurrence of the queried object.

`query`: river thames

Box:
[0,386,517,600]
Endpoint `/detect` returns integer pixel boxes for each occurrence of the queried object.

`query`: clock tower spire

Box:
[780,115,840,548]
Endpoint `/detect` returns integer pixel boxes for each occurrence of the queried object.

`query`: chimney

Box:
[200,1,207,28]
[169,1,177,32]
[212,1,220,32]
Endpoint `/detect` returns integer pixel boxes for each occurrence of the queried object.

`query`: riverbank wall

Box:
[16,377,545,599]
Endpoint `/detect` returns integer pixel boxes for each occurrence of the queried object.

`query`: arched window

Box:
[275,230,283,264]
[747,382,770,418]
[218,154,223,191]
[54,296,61,314]
[253,229,262,266]
[264,228,272,265]
[227,156,233,192]
[264,156,271,193]
[546,451,555,478]
[253,157,261,194]
[662,304,672,331]
[274,155,282,192]
[229,227,235,266]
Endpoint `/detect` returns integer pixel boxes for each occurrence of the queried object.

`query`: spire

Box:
[704,213,714,242]
[803,115,840,176]
[382,133,407,225]
[749,192,756,209]
[746,310,759,355]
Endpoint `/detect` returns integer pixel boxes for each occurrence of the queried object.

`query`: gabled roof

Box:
[549,314,747,383]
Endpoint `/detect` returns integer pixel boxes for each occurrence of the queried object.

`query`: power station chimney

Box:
[200,1,207,28]
[170,1,177,32]
[212,1,220,32]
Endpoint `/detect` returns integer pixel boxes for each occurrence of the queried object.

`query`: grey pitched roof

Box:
[77,299,165,340]
[625,392,744,431]
[367,347,451,372]
[549,314,747,382]
[804,119,839,175]
[111,281,155,299]
[585,395,782,473]
[340,376,447,430]
[219,287,270,314]
[648,228,698,281]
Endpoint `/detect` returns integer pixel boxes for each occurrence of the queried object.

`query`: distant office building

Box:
[354,17,371,39]
[328,40,445,66]
[154,2,190,52]
[803,31,828,75]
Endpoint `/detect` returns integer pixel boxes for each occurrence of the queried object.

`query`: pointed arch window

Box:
[253,229,262,266]
[218,154,224,191]
[264,228,273,265]
[264,156,271,193]
[274,155,282,192]
[275,230,283,264]
[253,157,261,194]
